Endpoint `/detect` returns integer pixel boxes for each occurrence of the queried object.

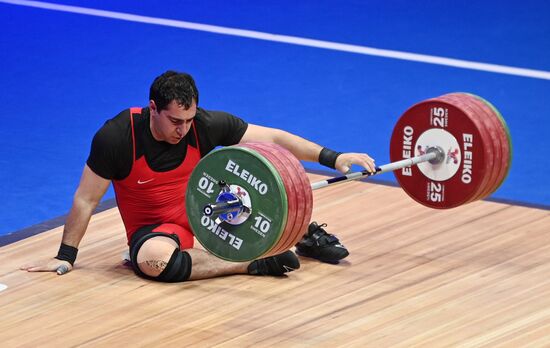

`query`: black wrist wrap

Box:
[319,147,342,169]
[55,243,78,266]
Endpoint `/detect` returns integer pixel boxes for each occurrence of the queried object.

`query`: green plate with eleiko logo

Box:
[186,145,288,262]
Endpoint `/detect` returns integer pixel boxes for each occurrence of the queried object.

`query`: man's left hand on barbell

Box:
[335,152,376,174]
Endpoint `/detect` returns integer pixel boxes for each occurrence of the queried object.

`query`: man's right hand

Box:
[20,258,73,275]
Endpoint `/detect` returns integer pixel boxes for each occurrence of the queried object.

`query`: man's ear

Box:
[149,100,157,114]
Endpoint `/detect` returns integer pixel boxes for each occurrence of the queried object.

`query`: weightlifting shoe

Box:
[295,222,349,264]
[248,250,300,276]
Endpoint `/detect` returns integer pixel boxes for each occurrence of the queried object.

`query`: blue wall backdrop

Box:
[0,0,549,237]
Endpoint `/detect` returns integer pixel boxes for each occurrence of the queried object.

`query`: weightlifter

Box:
[21,70,376,282]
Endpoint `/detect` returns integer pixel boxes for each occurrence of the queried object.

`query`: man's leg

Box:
[135,236,249,280]
[130,224,299,282]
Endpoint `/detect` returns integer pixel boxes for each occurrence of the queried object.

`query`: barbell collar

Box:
[203,199,242,216]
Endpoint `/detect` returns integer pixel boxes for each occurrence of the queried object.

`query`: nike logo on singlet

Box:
[137,178,155,184]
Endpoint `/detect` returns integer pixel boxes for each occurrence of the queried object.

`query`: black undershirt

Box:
[86,107,248,180]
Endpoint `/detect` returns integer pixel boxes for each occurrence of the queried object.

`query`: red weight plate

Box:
[474,95,513,190]
[437,94,499,203]
[458,93,509,200]
[250,142,312,253]
[265,142,311,253]
[240,143,298,256]
[249,143,300,254]
[466,94,511,197]
[247,143,299,256]
[390,99,491,208]
[275,147,312,252]
[231,144,289,257]
[249,143,301,256]
[281,145,313,249]
[435,94,495,203]
[266,144,309,254]
[251,143,312,252]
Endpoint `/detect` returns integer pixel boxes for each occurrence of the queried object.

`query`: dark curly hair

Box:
[149,70,199,111]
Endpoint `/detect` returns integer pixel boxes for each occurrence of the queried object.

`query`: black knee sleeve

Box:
[157,249,192,282]
[129,225,191,282]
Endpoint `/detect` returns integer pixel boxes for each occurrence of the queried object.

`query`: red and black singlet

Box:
[112,108,201,241]
[86,106,248,243]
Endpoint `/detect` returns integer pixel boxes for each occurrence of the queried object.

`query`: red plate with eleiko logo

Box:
[460,94,506,202]
[389,96,492,209]
[436,93,498,203]
[242,143,312,256]
[466,94,512,199]
[242,143,299,256]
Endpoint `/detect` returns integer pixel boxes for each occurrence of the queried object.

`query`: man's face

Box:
[150,99,196,144]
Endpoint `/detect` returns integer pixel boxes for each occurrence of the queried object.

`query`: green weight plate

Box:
[186,145,288,262]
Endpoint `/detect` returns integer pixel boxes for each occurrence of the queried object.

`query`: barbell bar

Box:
[205,147,443,216]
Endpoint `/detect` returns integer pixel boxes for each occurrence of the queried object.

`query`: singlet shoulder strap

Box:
[129,107,142,162]
[191,121,201,156]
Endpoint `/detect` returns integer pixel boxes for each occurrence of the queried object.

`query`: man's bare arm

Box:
[240,124,375,173]
[20,165,111,274]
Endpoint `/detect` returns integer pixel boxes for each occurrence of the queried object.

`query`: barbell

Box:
[185,93,512,262]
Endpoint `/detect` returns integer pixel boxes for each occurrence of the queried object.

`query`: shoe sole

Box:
[295,249,345,264]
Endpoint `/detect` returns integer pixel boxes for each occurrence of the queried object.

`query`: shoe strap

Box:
[312,231,339,246]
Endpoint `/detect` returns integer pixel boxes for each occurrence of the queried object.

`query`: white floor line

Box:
[2,0,550,80]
